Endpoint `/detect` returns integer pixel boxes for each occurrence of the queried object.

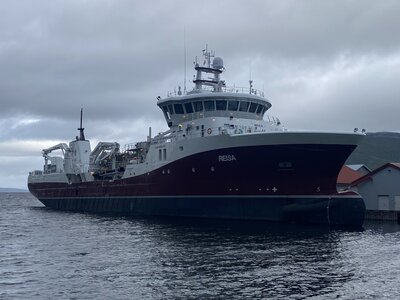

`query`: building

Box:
[346,164,371,176]
[337,165,364,191]
[351,163,400,221]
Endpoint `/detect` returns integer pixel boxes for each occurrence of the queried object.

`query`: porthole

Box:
[210,166,215,172]
[192,168,196,173]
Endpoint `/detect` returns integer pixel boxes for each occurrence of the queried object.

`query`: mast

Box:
[193,45,224,92]
[78,108,85,141]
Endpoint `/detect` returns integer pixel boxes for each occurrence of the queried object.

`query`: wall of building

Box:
[357,166,400,211]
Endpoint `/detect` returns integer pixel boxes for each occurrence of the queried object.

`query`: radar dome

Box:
[212,57,224,69]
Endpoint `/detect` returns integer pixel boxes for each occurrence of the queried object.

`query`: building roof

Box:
[337,165,364,184]
[347,164,372,172]
[351,162,400,186]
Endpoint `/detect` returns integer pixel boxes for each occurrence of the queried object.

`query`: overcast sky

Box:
[1,0,400,189]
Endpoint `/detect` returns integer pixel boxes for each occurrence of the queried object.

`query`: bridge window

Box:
[173,104,184,114]
[249,102,258,113]
[194,101,203,112]
[162,106,170,120]
[256,105,264,114]
[184,102,194,114]
[168,104,174,115]
[228,100,239,111]
[239,101,249,112]
[204,100,215,111]
[216,100,227,111]
[261,106,267,115]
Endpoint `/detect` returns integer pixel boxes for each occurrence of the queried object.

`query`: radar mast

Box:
[193,45,225,92]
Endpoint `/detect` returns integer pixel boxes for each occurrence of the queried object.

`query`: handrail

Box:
[168,85,265,98]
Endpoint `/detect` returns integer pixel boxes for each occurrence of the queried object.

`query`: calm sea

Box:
[1,192,400,299]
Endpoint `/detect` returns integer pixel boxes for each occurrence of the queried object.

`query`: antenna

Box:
[183,27,187,94]
[249,79,253,94]
[249,62,253,94]
[249,62,252,82]
[78,108,85,140]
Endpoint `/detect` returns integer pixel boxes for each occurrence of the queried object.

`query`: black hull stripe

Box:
[37,195,366,227]
[37,194,362,200]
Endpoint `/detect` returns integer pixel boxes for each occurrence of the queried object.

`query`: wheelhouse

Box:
[157,93,272,128]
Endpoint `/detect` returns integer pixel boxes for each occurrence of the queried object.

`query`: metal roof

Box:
[347,164,372,172]
[351,162,400,186]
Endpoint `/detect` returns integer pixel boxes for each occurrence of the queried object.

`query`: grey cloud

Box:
[270,54,400,131]
[1,0,399,118]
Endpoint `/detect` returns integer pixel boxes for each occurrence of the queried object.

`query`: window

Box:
[228,100,239,111]
[173,104,184,114]
[168,104,174,115]
[216,100,227,111]
[261,106,267,115]
[163,149,167,160]
[184,102,194,113]
[239,101,249,112]
[194,101,203,112]
[249,102,258,113]
[204,100,215,111]
[256,105,264,114]
[162,106,170,119]
[279,162,293,168]
[159,149,162,161]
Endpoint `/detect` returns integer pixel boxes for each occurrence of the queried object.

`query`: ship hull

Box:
[29,143,357,197]
[28,134,366,227]
[36,194,365,227]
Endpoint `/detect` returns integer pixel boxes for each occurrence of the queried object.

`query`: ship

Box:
[28,47,366,227]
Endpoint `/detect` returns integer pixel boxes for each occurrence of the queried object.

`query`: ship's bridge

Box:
[157,92,272,128]
[157,46,272,128]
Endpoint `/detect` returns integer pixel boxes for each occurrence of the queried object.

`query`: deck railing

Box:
[168,85,266,98]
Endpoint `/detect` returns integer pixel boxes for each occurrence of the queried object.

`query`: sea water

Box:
[1,192,399,299]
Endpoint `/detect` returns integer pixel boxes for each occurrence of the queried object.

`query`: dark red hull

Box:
[28,144,366,227]
[29,144,354,197]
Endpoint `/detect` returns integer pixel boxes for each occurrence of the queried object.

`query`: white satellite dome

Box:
[212,57,224,70]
